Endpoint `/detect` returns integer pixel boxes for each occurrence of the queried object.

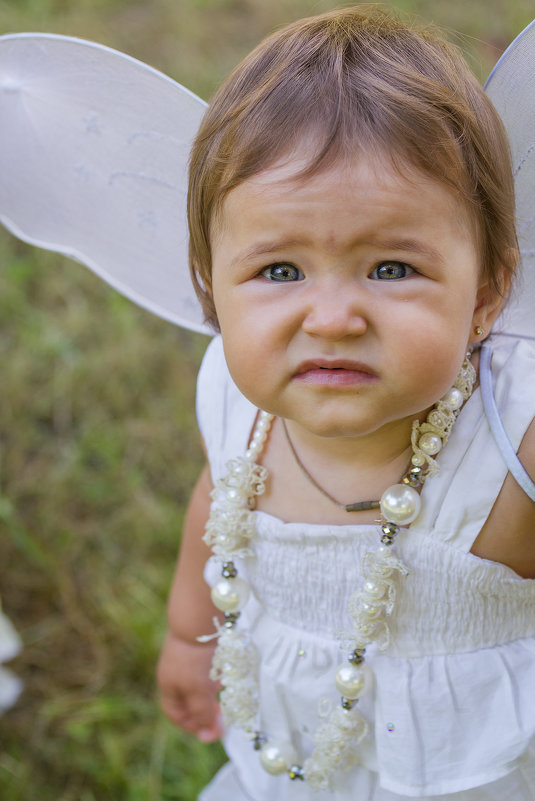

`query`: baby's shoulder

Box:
[467,339,535,577]
[470,415,535,578]
[196,335,258,477]
[518,417,535,474]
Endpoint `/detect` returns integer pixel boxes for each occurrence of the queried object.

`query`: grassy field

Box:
[1,1,534,799]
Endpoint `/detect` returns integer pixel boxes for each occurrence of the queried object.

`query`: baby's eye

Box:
[369,261,415,280]
[261,263,304,282]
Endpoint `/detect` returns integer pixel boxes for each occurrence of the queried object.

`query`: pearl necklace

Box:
[201,354,476,791]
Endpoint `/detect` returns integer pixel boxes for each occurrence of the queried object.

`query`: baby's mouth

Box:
[294,359,378,386]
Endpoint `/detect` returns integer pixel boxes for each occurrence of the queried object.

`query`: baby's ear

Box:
[471,255,517,341]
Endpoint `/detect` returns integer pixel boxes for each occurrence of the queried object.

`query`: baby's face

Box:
[210,151,497,440]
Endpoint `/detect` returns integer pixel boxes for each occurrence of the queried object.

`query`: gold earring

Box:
[474,325,485,336]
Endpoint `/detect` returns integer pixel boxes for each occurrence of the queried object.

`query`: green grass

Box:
[1,1,534,798]
[0,243,219,799]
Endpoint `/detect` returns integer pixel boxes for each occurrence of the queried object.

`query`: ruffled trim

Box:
[201,756,535,801]
[222,607,535,797]
[374,639,535,795]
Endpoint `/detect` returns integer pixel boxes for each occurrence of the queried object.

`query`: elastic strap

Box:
[480,344,535,501]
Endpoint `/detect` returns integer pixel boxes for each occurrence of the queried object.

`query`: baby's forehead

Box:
[219,148,470,216]
[214,150,477,251]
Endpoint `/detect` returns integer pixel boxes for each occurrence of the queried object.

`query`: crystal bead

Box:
[221,561,237,579]
[381,522,399,537]
[253,732,266,751]
[288,765,305,781]
[349,649,365,664]
[380,483,421,525]
[403,466,422,488]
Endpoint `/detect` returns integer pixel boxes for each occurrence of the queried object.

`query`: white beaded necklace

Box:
[201,354,476,791]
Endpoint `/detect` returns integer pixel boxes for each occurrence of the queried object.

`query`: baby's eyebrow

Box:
[378,237,445,264]
[233,238,305,265]
[231,235,447,268]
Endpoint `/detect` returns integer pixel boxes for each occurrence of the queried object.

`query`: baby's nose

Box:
[301,284,368,340]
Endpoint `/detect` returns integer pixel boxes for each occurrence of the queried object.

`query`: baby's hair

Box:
[188,5,517,331]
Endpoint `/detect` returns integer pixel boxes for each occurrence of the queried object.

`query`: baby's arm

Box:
[157,463,223,742]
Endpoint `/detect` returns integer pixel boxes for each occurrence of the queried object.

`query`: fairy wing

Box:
[485,20,535,341]
[1,28,534,339]
[0,33,210,334]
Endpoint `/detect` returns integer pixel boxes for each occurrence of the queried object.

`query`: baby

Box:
[158,7,535,800]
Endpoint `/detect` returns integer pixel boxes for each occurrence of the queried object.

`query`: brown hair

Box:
[187,5,517,331]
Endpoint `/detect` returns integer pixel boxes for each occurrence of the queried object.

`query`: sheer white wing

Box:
[486,20,535,341]
[0,33,210,334]
[1,28,534,339]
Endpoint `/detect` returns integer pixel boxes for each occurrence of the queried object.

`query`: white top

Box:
[197,335,535,801]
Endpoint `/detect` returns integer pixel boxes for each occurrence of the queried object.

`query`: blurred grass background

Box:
[0,1,533,799]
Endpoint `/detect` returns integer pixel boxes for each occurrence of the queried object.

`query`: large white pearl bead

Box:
[259,741,296,775]
[334,663,372,699]
[380,484,421,525]
[211,577,250,612]
[418,432,442,455]
[441,387,463,410]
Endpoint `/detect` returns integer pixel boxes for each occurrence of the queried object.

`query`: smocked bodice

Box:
[246,511,535,656]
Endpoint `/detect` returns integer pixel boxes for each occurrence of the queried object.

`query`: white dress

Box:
[196,335,535,801]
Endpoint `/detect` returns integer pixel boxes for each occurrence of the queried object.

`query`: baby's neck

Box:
[282,415,416,471]
[255,416,416,526]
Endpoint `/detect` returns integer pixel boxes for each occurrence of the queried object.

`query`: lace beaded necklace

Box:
[200,354,476,791]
